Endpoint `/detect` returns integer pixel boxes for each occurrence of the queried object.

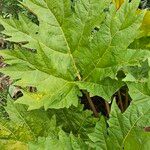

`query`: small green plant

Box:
[0,0,150,149]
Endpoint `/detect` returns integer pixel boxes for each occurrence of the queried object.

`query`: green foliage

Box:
[29,130,88,150]
[88,101,150,149]
[0,0,150,149]
[0,0,148,109]
[0,0,22,18]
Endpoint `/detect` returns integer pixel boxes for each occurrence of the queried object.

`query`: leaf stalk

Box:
[83,91,99,118]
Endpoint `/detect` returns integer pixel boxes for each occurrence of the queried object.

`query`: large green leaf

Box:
[0,0,146,110]
[88,101,150,150]
[0,100,58,149]
[108,101,150,149]
[0,100,97,149]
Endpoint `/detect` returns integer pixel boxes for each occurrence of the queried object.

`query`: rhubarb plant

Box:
[0,0,150,149]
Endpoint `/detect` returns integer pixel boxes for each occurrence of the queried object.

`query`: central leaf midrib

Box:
[11,101,37,140]
[82,27,127,81]
[45,2,82,81]
[121,108,150,149]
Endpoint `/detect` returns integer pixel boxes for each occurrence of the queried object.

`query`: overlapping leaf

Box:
[0,99,57,149]
[88,100,150,149]
[47,105,98,140]
[0,100,97,149]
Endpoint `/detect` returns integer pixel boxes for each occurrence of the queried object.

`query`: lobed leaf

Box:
[0,99,58,148]
[0,0,146,109]
[88,100,150,149]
